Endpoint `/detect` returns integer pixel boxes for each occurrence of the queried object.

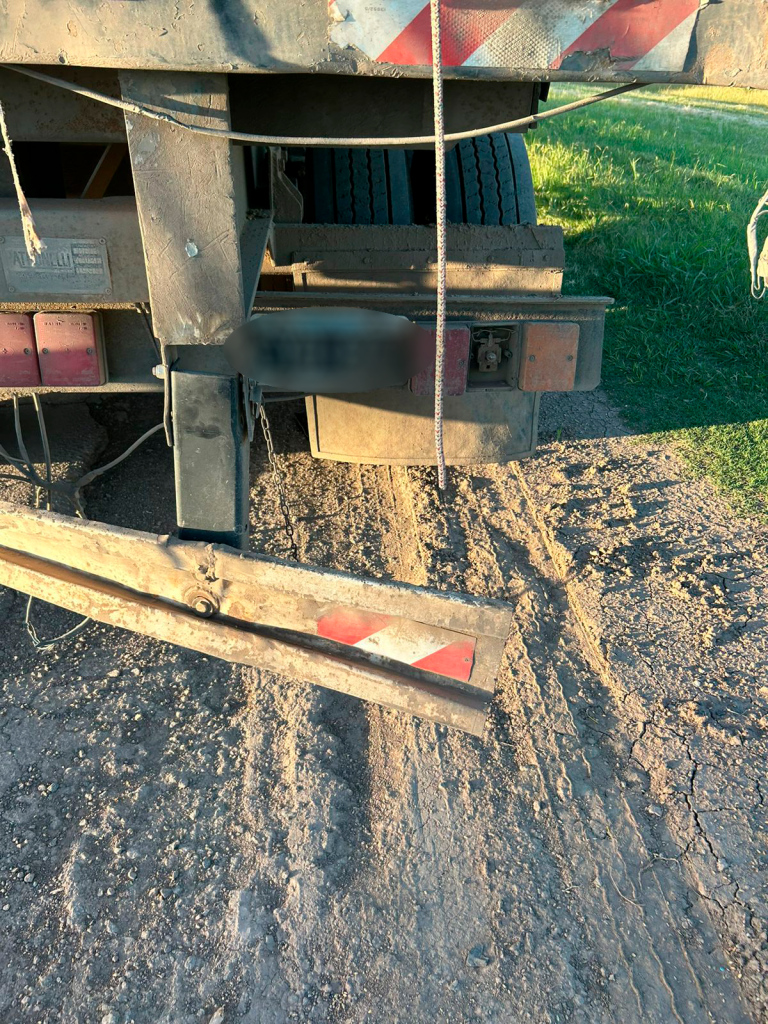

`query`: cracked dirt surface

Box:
[0,392,766,1024]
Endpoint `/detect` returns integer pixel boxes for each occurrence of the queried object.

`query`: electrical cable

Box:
[0,400,164,650]
[17,396,92,650]
[70,422,164,509]
[2,64,646,148]
[32,393,52,510]
[135,301,162,360]
[12,395,34,477]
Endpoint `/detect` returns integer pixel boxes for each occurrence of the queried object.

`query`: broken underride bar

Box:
[0,502,513,735]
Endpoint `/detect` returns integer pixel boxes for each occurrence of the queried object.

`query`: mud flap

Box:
[0,502,512,735]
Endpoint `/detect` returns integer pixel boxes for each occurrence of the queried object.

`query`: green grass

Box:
[528,85,768,515]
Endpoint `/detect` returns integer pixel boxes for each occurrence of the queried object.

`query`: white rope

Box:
[430,0,448,490]
[0,97,44,262]
[747,185,768,299]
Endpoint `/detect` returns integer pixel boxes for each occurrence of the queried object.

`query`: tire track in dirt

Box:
[398,462,747,1023]
[0,397,759,1023]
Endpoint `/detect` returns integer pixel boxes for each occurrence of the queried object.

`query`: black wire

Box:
[33,394,52,510]
[1,404,163,652]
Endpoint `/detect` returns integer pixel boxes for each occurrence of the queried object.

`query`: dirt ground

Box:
[0,391,766,1024]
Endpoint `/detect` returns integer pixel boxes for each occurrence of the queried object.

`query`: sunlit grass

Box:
[529,87,768,515]
[552,82,768,114]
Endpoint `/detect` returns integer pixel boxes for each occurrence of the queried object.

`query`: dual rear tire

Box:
[305,132,536,227]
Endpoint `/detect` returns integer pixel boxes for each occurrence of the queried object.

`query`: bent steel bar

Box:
[0,502,513,735]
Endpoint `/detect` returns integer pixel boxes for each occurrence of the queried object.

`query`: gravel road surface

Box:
[0,392,766,1024]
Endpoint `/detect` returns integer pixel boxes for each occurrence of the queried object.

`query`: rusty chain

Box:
[258,403,299,561]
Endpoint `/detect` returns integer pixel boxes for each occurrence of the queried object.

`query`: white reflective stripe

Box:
[631,10,697,71]
[353,622,449,665]
[463,0,617,70]
[330,0,427,60]
[330,0,695,71]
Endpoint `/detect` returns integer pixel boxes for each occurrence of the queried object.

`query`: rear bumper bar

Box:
[0,501,514,735]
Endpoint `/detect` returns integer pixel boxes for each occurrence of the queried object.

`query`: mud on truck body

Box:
[0,0,764,734]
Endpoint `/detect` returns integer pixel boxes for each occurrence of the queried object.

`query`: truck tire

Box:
[308,148,414,225]
[412,132,537,226]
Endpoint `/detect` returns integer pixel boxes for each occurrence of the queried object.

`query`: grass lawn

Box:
[528,84,768,516]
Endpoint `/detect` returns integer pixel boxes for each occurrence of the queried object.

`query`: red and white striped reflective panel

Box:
[317,607,476,682]
[329,0,699,73]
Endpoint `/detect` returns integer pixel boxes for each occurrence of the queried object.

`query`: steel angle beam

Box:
[0,503,513,735]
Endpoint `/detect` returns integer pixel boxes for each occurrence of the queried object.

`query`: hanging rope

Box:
[429,0,448,490]
[747,185,768,299]
[0,98,44,263]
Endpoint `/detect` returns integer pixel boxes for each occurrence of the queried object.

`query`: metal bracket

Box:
[169,367,250,549]
[269,149,304,224]
[244,379,262,442]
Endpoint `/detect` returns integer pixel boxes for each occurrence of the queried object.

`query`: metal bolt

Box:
[42,348,49,355]
[23,348,31,356]
[566,354,574,361]
[193,598,215,617]
[86,347,93,355]
[528,355,536,362]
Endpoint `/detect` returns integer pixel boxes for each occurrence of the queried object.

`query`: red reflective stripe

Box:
[378,5,432,64]
[411,639,475,682]
[317,609,392,646]
[552,0,699,69]
[378,2,515,67]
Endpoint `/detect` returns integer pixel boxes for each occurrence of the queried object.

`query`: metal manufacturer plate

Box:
[0,236,111,296]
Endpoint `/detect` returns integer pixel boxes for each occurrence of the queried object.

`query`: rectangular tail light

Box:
[0,312,41,386]
[34,312,106,386]
[518,322,580,392]
[410,323,470,397]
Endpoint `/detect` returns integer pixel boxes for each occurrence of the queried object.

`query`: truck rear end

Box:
[0,0,764,731]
